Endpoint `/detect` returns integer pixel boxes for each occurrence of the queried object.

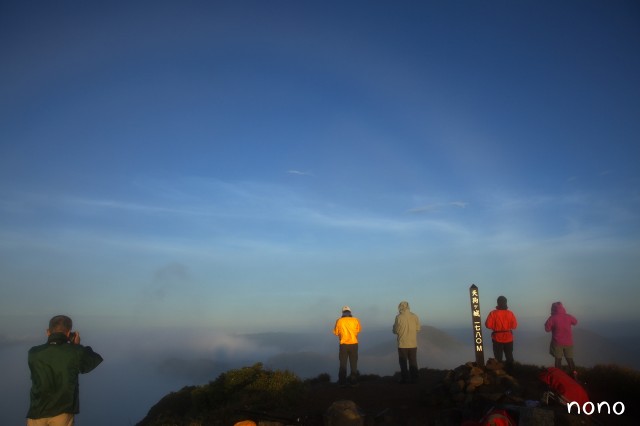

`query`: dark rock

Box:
[324,400,363,426]
[518,406,554,426]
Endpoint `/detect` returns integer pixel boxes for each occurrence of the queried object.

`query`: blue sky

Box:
[1,0,640,338]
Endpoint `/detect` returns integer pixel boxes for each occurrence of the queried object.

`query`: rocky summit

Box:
[137,362,638,426]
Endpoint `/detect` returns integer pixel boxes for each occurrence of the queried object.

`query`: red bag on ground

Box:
[481,408,516,425]
[461,407,516,426]
[538,367,589,405]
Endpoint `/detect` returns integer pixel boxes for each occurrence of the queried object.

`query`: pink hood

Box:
[545,302,577,346]
[551,302,566,315]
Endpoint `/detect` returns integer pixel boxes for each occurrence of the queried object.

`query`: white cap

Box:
[342,305,351,312]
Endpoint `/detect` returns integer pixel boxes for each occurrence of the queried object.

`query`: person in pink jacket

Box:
[544,301,578,376]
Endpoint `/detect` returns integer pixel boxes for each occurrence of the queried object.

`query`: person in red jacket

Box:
[485,295,518,373]
[544,301,578,376]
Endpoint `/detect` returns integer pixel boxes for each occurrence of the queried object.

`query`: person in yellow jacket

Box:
[333,306,361,386]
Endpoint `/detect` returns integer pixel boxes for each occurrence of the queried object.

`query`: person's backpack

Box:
[538,367,589,406]
[461,407,517,426]
[481,408,516,425]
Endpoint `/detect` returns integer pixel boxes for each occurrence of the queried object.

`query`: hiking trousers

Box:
[492,340,514,372]
[338,343,358,384]
[398,347,418,383]
[27,413,74,426]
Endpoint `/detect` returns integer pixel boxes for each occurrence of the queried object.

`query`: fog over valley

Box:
[2,319,637,426]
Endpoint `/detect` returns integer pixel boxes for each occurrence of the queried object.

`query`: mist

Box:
[2,322,638,426]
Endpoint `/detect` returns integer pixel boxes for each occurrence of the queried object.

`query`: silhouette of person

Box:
[392,301,421,383]
[333,306,361,386]
[27,315,103,426]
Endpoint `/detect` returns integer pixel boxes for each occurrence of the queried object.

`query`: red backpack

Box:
[461,408,516,426]
[539,367,589,405]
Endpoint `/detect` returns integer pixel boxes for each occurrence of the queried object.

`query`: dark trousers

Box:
[338,343,358,384]
[398,347,418,382]
[492,340,514,372]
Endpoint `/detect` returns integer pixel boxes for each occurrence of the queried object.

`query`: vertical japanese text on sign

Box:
[469,284,485,366]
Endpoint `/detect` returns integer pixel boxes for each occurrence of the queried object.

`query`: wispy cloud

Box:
[66,196,206,216]
[0,190,207,217]
[301,208,469,237]
[286,169,313,176]
[1,182,478,245]
[407,204,439,214]
[407,201,468,214]
[450,201,468,208]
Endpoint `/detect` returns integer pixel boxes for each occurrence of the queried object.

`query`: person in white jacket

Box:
[392,301,421,383]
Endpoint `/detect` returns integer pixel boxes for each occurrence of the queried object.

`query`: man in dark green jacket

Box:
[27,315,103,426]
